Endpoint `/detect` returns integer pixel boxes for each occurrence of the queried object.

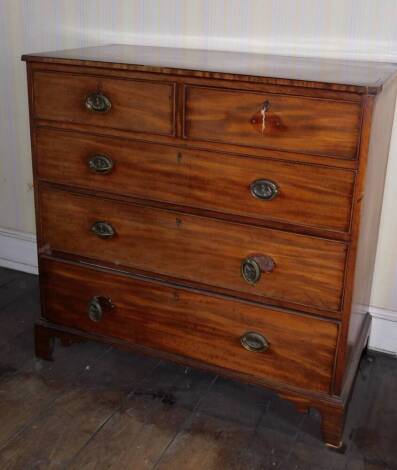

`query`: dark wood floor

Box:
[0,267,396,470]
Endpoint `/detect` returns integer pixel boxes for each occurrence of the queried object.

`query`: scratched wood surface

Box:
[0,267,395,469]
[184,85,362,159]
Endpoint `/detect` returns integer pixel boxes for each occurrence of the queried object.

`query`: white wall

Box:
[0,0,396,347]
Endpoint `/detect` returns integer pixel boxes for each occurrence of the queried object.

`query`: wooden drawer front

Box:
[32,71,175,136]
[36,129,355,233]
[41,258,338,393]
[184,86,361,159]
[40,187,347,314]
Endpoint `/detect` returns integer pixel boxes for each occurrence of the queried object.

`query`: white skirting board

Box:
[0,227,38,275]
[368,306,397,356]
[0,227,396,353]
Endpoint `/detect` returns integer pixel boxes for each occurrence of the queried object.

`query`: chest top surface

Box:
[22,44,397,94]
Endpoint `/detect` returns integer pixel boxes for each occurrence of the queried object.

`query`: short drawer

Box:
[39,186,347,314]
[40,258,338,393]
[184,85,361,159]
[32,71,175,136]
[36,128,355,233]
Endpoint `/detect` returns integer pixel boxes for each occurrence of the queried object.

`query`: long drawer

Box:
[32,71,175,136]
[184,85,361,159]
[40,258,338,393]
[39,186,347,314]
[36,128,355,233]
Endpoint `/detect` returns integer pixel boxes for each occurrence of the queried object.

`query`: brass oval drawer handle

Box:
[88,296,114,322]
[88,154,114,174]
[85,92,112,113]
[250,179,279,201]
[241,255,275,285]
[91,221,115,239]
[241,332,269,353]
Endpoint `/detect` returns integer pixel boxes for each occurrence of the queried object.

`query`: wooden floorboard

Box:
[0,349,159,469]
[0,267,396,470]
[68,362,215,469]
[0,267,20,288]
[0,271,37,311]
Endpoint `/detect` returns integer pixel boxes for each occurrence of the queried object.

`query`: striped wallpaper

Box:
[0,0,396,310]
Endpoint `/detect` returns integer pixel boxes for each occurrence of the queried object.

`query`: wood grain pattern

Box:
[33,312,367,449]
[39,185,348,314]
[335,74,397,393]
[22,45,397,448]
[67,363,214,470]
[0,346,159,469]
[34,119,359,171]
[29,61,363,171]
[4,270,396,463]
[36,128,355,233]
[32,70,176,136]
[23,44,397,94]
[184,85,362,159]
[40,258,338,393]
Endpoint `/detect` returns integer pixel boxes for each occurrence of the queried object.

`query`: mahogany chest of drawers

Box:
[22,45,397,447]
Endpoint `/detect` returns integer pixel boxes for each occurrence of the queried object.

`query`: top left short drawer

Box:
[32,71,176,136]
